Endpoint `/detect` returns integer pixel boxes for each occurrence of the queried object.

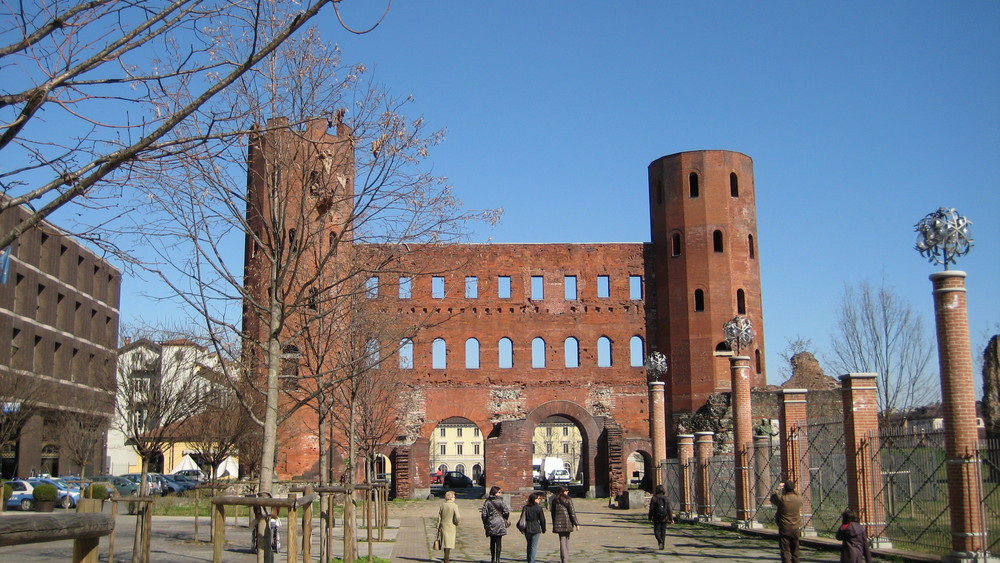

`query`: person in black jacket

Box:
[519,492,546,563]
[647,485,674,549]
[836,508,873,563]
[482,486,511,563]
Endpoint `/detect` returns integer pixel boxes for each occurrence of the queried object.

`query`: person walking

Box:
[647,484,673,550]
[482,485,511,563]
[437,490,461,563]
[519,491,546,563]
[549,486,580,563]
[836,508,872,563]
[770,480,803,563]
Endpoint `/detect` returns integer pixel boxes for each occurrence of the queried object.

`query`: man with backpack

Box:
[647,484,674,549]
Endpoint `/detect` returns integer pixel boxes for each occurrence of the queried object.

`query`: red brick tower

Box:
[647,151,767,425]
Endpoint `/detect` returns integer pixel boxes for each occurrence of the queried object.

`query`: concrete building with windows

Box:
[0,198,121,478]
[429,417,485,482]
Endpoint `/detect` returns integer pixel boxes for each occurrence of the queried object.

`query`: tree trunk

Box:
[131,458,149,563]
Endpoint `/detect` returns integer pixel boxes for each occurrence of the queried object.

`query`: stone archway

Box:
[526,401,603,496]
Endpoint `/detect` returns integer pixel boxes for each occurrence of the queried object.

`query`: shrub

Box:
[88,484,110,500]
[32,483,58,502]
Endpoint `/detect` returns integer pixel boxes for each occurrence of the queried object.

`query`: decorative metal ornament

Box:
[723,315,754,356]
[914,207,973,269]
[646,351,668,382]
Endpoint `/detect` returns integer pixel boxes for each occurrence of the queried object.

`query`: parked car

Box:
[28,477,81,508]
[160,473,195,492]
[6,480,35,511]
[548,469,572,484]
[173,469,208,485]
[430,472,443,485]
[91,475,139,497]
[169,474,200,490]
[442,471,473,488]
[148,473,182,495]
[121,473,163,496]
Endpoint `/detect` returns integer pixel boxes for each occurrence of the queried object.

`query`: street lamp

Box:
[646,351,668,382]
[914,207,973,269]
[723,315,754,356]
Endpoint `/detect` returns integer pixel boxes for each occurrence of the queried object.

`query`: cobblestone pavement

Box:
[0,498,911,562]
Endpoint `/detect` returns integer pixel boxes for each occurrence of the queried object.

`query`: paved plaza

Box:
[1,497,927,562]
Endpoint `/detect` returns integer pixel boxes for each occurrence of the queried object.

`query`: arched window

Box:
[498,337,513,369]
[456,464,466,476]
[713,230,724,253]
[432,338,447,369]
[689,172,699,198]
[280,345,301,378]
[737,289,746,314]
[465,338,480,369]
[597,336,613,367]
[748,234,755,259]
[694,289,705,312]
[365,339,380,370]
[532,337,546,368]
[730,172,739,197]
[399,339,413,369]
[672,232,682,257]
[564,337,579,368]
[629,336,644,367]
[437,464,449,473]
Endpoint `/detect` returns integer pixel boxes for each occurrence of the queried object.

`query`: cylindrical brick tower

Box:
[647,151,767,425]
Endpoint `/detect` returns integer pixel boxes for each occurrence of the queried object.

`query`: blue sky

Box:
[118,1,1000,387]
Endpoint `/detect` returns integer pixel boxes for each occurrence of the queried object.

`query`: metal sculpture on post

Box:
[723,315,754,356]
[915,208,984,558]
[723,315,759,527]
[914,206,973,269]
[646,351,669,487]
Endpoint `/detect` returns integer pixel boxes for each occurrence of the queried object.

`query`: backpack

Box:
[653,496,670,520]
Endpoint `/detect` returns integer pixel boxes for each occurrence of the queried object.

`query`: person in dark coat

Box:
[647,484,674,550]
[482,486,511,563]
[770,480,803,563]
[549,486,580,563]
[520,492,546,563]
[836,508,873,563]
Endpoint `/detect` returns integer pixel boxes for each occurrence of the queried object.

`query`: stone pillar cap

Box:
[780,388,808,395]
[694,431,715,437]
[929,270,967,281]
[838,372,878,381]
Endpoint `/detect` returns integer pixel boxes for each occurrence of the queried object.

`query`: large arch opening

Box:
[524,400,603,498]
[429,416,485,498]
[531,415,584,491]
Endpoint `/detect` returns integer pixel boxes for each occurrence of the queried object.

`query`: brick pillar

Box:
[841,373,890,548]
[695,431,715,521]
[779,389,814,535]
[677,434,695,518]
[753,434,772,509]
[649,381,667,486]
[730,355,759,528]
[931,271,986,560]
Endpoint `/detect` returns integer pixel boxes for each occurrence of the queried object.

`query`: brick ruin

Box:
[245,118,769,498]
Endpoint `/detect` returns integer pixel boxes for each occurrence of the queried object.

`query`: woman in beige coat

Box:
[437,490,461,563]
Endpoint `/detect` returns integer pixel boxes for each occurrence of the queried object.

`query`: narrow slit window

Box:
[730,172,739,197]
[737,289,746,314]
[672,233,682,257]
[695,289,705,312]
[748,235,755,259]
[689,172,699,198]
[713,230,724,253]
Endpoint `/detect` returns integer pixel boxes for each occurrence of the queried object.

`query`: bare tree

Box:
[124,21,497,515]
[0,0,391,255]
[0,372,41,477]
[51,410,109,480]
[828,280,936,413]
[777,335,814,384]
[185,394,254,493]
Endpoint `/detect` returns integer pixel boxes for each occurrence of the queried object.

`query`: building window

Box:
[598,336,612,367]
[364,339,380,370]
[456,427,463,437]
[531,276,544,300]
[695,289,705,312]
[563,443,569,454]
[562,427,569,436]
[399,277,412,298]
[399,339,413,369]
[672,233,682,257]
[564,276,577,300]
[432,338,447,369]
[546,427,552,437]
[755,349,762,374]
[748,235,755,259]
[465,276,478,298]
[689,172,699,197]
[440,428,446,437]
[474,443,480,455]
[737,289,746,314]
[546,443,553,455]
[499,337,513,368]
[713,230,724,253]
[440,444,446,455]
[630,336,644,367]
[456,444,463,455]
[456,464,466,475]
[498,276,511,299]
[474,427,480,437]
[730,172,739,197]
[597,275,610,298]
[532,337,546,368]
[366,276,379,298]
[432,276,445,298]
[629,275,642,299]
[564,337,579,368]
[466,338,480,369]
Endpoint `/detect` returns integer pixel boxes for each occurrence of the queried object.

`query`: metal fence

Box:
[979,434,1000,553]
[708,455,736,521]
[801,419,848,535]
[751,437,781,525]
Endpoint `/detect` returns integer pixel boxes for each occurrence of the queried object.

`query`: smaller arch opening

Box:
[730,172,739,197]
[694,289,705,312]
[713,230,724,253]
[689,172,700,198]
